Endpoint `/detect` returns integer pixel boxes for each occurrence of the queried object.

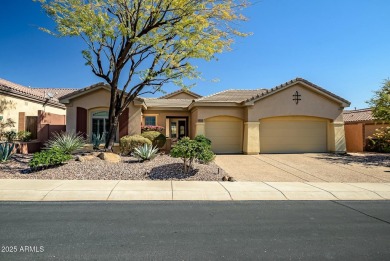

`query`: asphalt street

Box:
[0,201,389,260]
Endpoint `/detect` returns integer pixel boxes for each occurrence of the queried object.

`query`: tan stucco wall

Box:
[166,92,197,99]
[247,83,343,122]
[195,107,245,121]
[190,109,199,139]
[142,109,190,136]
[65,88,141,137]
[0,95,65,132]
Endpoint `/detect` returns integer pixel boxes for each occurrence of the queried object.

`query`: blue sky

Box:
[1,0,389,109]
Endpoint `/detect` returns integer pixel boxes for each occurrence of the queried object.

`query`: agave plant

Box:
[133,144,158,162]
[92,132,105,150]
[46,131,85,154]
[0,142,15,162]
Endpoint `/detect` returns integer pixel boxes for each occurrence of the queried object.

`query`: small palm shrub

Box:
[17,131,32,142]
[141,131,166,148]
[0,142,15,162]
[133,144,158,162]
[29,147,72,170]
[47,131,85,154]
[120,135,152,155]
[4,130,17,142]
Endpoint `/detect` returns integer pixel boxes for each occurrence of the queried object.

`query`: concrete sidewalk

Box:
[1,179,390,201]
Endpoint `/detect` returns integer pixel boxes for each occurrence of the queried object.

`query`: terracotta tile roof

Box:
[245,78,350,105]
[0,78,66,107]
[197,89,268,103]
[343,108,374,122]
[33,88,78,99]
[159,89,202,99]
[143,98,193,108]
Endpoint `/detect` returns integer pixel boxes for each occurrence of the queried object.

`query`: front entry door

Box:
[178,120,186,139]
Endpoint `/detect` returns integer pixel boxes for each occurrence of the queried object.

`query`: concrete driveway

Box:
[215,153,390,182]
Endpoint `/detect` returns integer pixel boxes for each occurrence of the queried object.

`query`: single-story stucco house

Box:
[59,78,350,154]
[0,78,76,138]
[343,108,389,152]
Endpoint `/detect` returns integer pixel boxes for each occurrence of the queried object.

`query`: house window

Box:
[170,122,177,138]
[145,116,156,126]
[91,111,109,142]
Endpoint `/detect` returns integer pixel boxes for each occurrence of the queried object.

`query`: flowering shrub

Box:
[141,125,165,132]
[367,127,390,153]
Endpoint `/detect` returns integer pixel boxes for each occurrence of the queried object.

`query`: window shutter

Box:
[76,107,87,138]
[119,107,129,139]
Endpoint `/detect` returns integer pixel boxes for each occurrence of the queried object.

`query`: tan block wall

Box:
[247,83,343,122]
[0,95,65,132]
[344,123,364,152]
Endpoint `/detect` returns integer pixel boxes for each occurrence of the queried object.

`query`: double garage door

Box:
[204,116,328,154]
[260,117,328,153]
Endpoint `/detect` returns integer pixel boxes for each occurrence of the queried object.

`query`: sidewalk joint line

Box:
[263,182,288,200]
[304,182,340,200]
[347,184,388,200]
[218,182,233,200]
[252,155,309,182]
[260,155,328,182]
[41,182,67,201]
[107,181,120,200]
[331,200,390,225]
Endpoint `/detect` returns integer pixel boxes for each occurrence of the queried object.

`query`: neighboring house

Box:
[0,78,76,138]
[343,108,389,152]
[59,78,350,154]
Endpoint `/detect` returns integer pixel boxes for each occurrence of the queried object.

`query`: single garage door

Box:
[260,117,327,153]
[205,116,243,153]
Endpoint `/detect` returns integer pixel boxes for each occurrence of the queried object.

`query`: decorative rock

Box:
[228,176,236,182]
[97,152,121,163]
[222,176,229,181]
[75,155,97,162]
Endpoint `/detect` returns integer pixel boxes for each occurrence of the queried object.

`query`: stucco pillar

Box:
[328,122,347,153]
[243,122,260,155]
[195,122,205,136]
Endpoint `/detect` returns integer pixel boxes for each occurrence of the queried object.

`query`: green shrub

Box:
[4,130,17,142]
[141,131,166,148]
[47,131,85,154]
[367,127,390,153]
[17,131,32,142]
[170,137,215,173]
[120,135,152,155]
[194,135,212,147]
[29,147,72,170]
[133,144,158,162]
[0,142,15,162]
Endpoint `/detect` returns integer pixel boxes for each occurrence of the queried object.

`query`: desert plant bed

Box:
[0,153,226,181]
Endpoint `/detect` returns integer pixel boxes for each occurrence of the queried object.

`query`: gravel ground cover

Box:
[0,154,226,181]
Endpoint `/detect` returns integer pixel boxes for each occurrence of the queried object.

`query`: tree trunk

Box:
[105,117,119,151]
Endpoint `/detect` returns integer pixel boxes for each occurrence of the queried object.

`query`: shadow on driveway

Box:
[312,153,390,167]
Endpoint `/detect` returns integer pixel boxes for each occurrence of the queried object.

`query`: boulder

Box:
[75,155,97,162]
[97,152,121,163]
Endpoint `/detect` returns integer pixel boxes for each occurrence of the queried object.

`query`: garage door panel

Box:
[260,118,327,153]
[205,117,243,154]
